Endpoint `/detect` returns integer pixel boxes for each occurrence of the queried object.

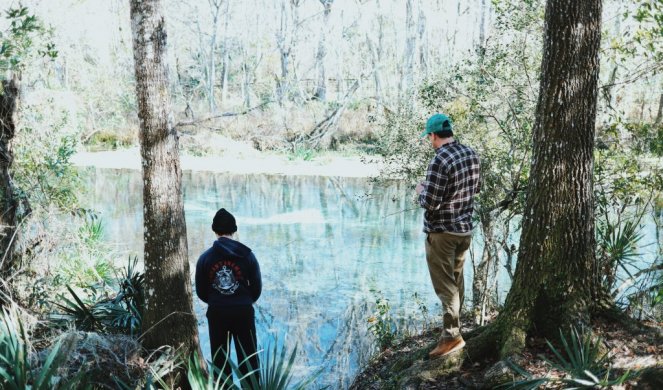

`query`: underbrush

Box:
[350,316,662,390]
[82,103,381,158]
[1,300,319,389]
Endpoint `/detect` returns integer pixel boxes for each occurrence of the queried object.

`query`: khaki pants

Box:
[425,232,471,341]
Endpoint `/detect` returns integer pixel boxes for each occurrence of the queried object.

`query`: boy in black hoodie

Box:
[195,208,262,384]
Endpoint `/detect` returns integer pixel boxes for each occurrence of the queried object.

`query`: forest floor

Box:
[350,317,662,389]
[76,132,383,178]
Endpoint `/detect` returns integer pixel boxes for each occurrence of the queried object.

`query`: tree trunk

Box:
[367,1,385,109]
[472,213,498,325]
[129,0,201,384]
[313,0,333,101]
[478,0,488,56]
[241,62,252,109]
[417,0,428,81]
[220,0,231,106]
[208,0,222,113]
[0,76,19,297]
[399,0,416,108]
[366,35,383,110]
[471,0,603,359]
[276,0,290,105]
[655,93,663,125]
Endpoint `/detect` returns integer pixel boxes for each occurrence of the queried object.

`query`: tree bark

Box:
[366,34,383,110]
[208,0,223,113]
[0,76,19,297]
[478,0,488,57]
[474,0,603,358]
[313,0,333,101]
[399,0,416,108]
[129,0,201,384]
[417,0,428,81]
[276,0,290,105]
[220,0,231,106]
[472,213,498,325]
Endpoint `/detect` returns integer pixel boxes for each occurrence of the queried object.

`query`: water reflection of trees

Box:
[81,169,436,388]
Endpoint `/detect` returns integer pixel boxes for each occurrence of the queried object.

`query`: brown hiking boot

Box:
[429,337,465,358]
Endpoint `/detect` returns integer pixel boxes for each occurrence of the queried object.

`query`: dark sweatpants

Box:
[207,305,259,386]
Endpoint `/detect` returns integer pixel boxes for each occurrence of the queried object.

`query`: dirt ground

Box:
[350,317,662,389]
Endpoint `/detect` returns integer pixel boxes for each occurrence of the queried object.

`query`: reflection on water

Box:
[79,167,661,388]
[81,168,442,389]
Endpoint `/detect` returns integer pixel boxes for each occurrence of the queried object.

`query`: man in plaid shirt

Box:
[415,113,480,358]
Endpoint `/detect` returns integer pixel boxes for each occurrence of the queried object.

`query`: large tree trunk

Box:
[471,0,603,358]
[0,76,19,299]
[129,0,201,384]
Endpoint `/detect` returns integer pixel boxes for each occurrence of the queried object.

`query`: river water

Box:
[82,167,444,389]
[81,167,660,389]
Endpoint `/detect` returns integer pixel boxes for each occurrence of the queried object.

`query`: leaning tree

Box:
[468,0,604,358]
[129,0,201,384]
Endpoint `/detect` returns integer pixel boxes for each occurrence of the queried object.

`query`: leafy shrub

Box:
[367,289,397,351]
[186,341,318,390]
[0,306,84,389]
[49,257,144,335]
[500,326,639,389]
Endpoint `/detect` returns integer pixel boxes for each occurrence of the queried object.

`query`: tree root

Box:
[465,322,501,362]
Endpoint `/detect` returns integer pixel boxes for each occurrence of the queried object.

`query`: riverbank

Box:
[71,147,383,178]
[350,318,662,389]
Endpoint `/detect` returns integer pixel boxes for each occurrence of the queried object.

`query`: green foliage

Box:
[243,342,318,390]
[79,214,104,245]
[542,327,610,379]
[376,0,542,321]
[185,341,319,390]
[628,0,663,62]
[50,257,144,335]
[367,289,397,351]
[0,306,83,389]
[594,144,662,308]
[85,130,136,151]
[501,326,639,389]
[14,131,82,214]
[596,207,645,292]
[186,351,233,389]
[377,0,541,214]
[0,6,56,74]
[411,292,431,332]
[625,122,663,156]
[113,347,180,390]
[287,146,316,161]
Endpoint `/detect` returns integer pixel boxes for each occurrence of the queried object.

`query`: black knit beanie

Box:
[212,208,237,235]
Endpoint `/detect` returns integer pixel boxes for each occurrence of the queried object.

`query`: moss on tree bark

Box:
[467,0,605,359]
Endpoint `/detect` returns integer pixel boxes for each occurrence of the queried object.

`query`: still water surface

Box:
[81,167,660,388]
[82,168,447,389]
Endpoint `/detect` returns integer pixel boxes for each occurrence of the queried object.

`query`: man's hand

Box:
[415,182,425,195]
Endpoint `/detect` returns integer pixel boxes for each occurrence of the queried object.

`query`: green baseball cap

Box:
[420,113,453,137]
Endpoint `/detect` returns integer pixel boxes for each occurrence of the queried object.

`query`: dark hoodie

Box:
[195,237,262,307]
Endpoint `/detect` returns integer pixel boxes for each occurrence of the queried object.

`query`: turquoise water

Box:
[81,167,661,388]
[82,168,443,389]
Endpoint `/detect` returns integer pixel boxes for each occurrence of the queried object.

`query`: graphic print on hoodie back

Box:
[195,237,262,307]
[210,259,243,295]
